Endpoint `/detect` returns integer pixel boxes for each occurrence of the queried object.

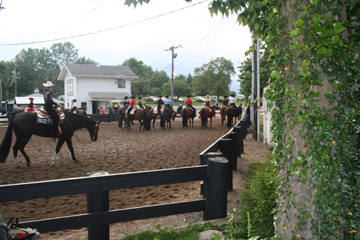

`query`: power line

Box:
[0,0,210,46]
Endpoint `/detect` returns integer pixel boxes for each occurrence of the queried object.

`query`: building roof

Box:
[6,93,64,105]
[57,64,139,80]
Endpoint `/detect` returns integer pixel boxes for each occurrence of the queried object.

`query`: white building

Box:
[57,64,138,114]
[5,87,64,111]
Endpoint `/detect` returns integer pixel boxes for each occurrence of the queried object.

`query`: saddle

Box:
[126,106,138,116]
[36,107,65,136]
[204,106,212,113]
[153,105,165,114]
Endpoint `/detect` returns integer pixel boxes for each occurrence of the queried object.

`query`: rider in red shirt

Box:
[204,95,215,117]
[27,97,35,111]
[127,96,136,119]
[185,95,196,117]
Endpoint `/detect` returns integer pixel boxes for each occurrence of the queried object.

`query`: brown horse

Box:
[145,106,158,130]
[160,106,176,130]
[118,106,144,130]
[123,107,150,132]
[199,107,213,129]
[181,106,195,128]
[226,105,238,128]
[220,104,228,126]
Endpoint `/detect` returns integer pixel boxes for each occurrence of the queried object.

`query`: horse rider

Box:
[229,94,238,112]
[43,81,61,137]
[123,96,130,107]
[222,96,229,106]
[205,95,215,117]
[138,96,144,109]
[238,103,243,120]
[177,103,183,115]
[27,97,35,111]
[185,95,197,117]
[70,99,77,113]
[127,96,136,119]
[157,96,164,119]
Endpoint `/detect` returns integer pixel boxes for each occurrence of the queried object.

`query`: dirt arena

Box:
[0,117,271,239]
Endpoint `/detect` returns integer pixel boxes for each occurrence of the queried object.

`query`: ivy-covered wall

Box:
[210,0,360,238]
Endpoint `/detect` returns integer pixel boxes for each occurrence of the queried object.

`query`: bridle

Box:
[91,121,100,141]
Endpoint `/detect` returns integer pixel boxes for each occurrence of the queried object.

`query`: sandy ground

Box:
[0,117,271,240]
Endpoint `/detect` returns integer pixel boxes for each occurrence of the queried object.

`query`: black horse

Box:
[0,111,100,166]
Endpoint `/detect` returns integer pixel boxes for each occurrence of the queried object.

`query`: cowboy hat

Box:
[124,96,129,99]
[29,97,34,100]
[130,96,135,98]
[43,81,53,88]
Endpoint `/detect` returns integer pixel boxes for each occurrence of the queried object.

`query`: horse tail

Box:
[0,115,14,162]
[143,110,151,131]
[201,108,206,127]
[160,117,165,128]
[227,107,233,128]
[182,109,187,127]
[118,114,123,128]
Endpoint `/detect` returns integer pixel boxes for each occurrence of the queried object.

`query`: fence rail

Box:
[0,115,250,240]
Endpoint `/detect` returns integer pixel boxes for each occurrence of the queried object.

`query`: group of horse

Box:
[0,104,239,167]
[116,104,239,131]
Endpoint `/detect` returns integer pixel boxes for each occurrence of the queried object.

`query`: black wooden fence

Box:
[0,115,250,240]
[0,162,228,239]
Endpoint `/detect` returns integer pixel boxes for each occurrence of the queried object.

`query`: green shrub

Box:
[225,160,277,239]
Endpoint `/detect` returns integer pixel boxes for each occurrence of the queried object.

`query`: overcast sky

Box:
[0,0,252,94]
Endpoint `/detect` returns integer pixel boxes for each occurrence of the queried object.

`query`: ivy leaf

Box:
[313,13,321,24]
[301,98,306,104]
[270,70,281,79]
[297,116,304,123]
[267,102,274,109]
[301,60,310,69]
[296,19,304,27]
[302,45,311,52]
[333,22,345,34]
[310,0,318,5]
[290,28,300,37]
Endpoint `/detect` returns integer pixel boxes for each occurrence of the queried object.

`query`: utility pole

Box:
[164,44,182,107]
[251,34,260,141]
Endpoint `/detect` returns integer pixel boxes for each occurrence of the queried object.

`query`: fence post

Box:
[234,126,244,155]
[200,152,223,197]
[87,172,109,240]
[240,120,247,139]
[219,139,234,191]
[230,132,238,170]
[204,156,228,221]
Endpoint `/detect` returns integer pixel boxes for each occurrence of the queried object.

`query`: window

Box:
[118,79,125,88]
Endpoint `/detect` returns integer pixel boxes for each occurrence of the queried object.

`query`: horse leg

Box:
[139,120,143,132]
[210,117,212,128]
[50,138,66,165]
[64,138,77,163]
[13,136,32,166]
[152,119,156,130]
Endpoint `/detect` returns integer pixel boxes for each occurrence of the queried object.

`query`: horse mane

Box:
[64,112,96,130]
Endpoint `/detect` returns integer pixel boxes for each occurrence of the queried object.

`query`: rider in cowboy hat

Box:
[185,95,196,116]
[43,81,61,137]
[123,96,130,107]
[229,94,238,112]
[70,99,77,113]
[127,96,136,119]
[222,96,229,106]
[157,95,164,119]
[138,96,144,109]
[27,97,35,111]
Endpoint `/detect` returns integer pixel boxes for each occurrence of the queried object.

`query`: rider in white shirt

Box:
[70,99,78,113]
[229,94,238,112]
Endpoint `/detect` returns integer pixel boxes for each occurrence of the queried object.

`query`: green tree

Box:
[148,71,169,96]
[0,60,16,101]
[162,74,191,98]
[193,57,235,98]
[122,58,154,97]
[50,42,79,68]
[75,57,98,65]
[186,73,193,87]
